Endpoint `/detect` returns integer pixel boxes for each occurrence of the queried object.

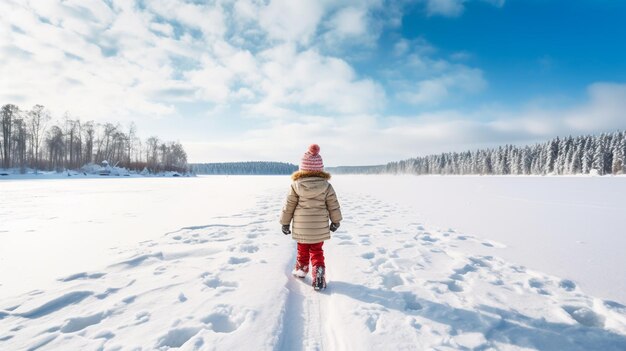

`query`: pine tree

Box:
[592,139,606,175]
[581,151,589,174]
[546,138,559,173]
[570,138,583,174]
[481,152,492,175]
[612,136,625,174]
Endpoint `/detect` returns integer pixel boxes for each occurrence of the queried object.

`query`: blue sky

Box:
[1,0,626,165]
[399,0,626,108]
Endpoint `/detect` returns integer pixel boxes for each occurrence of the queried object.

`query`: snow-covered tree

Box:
[380,130,625,177]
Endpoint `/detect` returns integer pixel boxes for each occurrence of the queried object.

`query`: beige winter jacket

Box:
[279,171,343,244]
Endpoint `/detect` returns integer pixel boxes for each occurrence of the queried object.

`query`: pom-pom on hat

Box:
[300,144,324,171]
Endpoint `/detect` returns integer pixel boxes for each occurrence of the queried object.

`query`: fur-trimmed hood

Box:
[291,170,331,198]
[291,170,331,181]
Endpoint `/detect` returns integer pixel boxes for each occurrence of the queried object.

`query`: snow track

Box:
[278,257,329,351]
[276,192,626,350]
[1,183,626,350]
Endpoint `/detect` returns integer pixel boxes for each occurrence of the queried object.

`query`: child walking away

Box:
[280,144,342,291]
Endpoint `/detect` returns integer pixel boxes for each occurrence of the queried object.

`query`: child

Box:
[280,144,342,290]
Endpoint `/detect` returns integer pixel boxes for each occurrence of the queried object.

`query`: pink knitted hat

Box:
[300,144,324,171]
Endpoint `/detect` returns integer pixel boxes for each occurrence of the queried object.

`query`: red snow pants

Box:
[297,242,325,268]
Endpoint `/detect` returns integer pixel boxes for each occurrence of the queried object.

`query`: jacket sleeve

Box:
[279,184,299,225]
[326,184,343,224]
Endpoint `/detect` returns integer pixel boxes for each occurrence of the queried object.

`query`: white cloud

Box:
[184,58,233,102]
[565,83,626,131]
[425,0,506,17]
[399,67,486,105]
[426,0,465,17]
[247,45,386,116]
[0,0,181,121]
[150,21,175,37]
[258,0,325,45]
[389,38,486,106]
[185,82,626,165]
[329,7,369,37]
[146,0,226,38]
[1,0,395,124]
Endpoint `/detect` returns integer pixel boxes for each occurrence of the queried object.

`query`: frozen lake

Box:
[1,175,626,350]
[332,175,626,304]
[1,175,625,303]
[0,176,286,299]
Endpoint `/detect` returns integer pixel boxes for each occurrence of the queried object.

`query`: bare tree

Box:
[28,104,50,171]
[12,116,28,172]
[1,104,19,168]
[83,121,95,164]
[146,136,160,170]
[45,125,65,171]
[126,122,136,167]
[63,113,78,169]
[2,103,188,173]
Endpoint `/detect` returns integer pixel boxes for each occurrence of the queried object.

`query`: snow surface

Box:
[1,175,626,350]
[330,175,626,304]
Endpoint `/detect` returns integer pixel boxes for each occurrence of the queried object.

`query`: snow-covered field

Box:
[1,175,625,350]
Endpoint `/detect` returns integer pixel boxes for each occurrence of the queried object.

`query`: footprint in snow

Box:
[354,306,384,332]
[361,252,375,260]
[450,264,477,281]
[402,292,423,311]
[227,257,250,265]
[58,272,106,282]
[562,305,605,328]
[122,295,136,304]
[559,279,577,292]
[415,234,438,243]
[15,291,94,319]
[237,244,259,253]
[528,278,551,295]
[156,327,201,348]
[153,266,167,275]
[134,311,150,325]
[202,313,241,333]
[381,272,404,289]
[94,330,115,340]
[334,234,352,240]
[365,313,379,332]
[201,304,244,333]
[202,274,238,289]
[60,311,110,333]
[446,280,464,292]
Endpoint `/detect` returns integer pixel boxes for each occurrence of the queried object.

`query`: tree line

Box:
[191,162,297,175]
[326,165,385,174]
[1,104,188,173]
[385,130,626,176]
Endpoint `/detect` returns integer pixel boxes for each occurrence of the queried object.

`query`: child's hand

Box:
[330,222,340,232]
[282,225,291,235]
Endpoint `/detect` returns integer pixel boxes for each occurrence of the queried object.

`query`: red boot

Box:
[312,266,326,290]
[292,262,309,278]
